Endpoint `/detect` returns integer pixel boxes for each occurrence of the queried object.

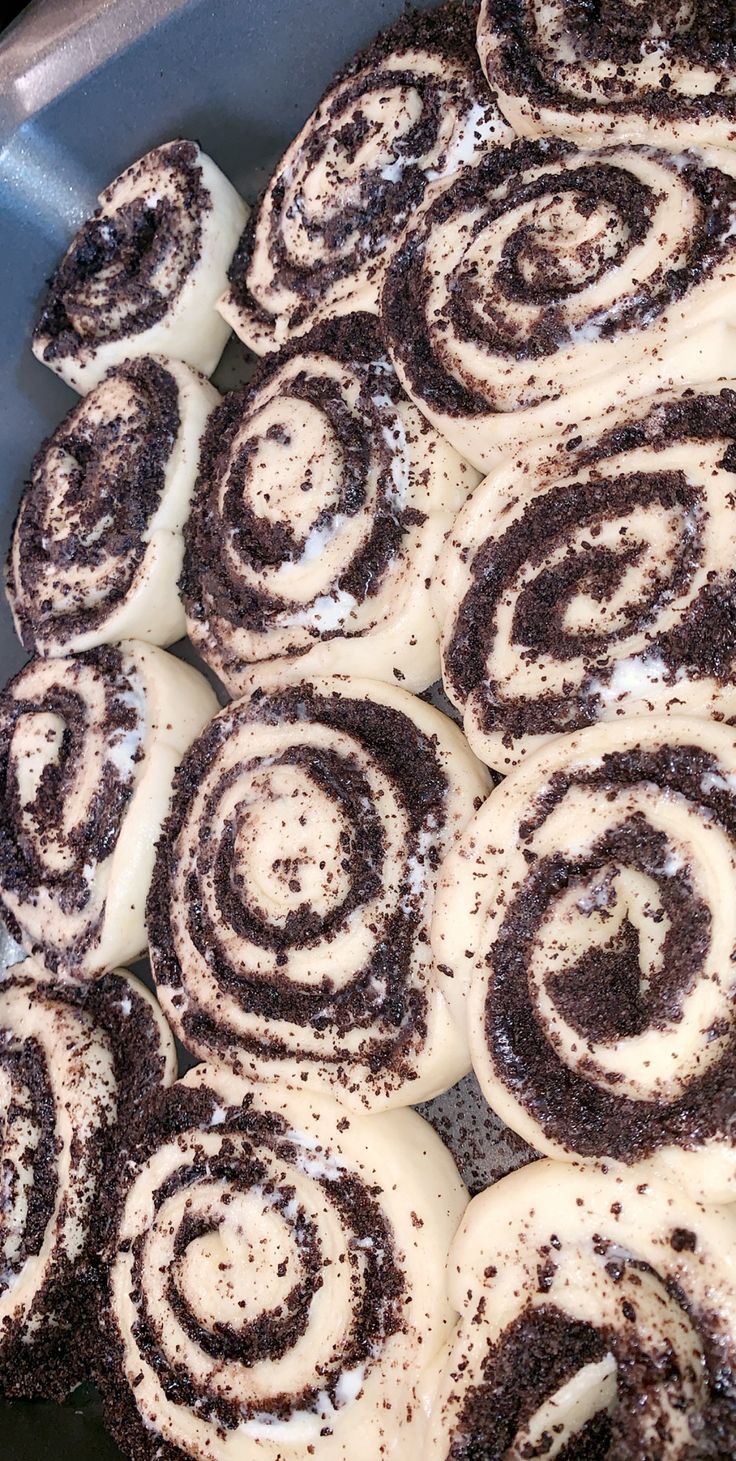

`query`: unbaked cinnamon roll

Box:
[0,961,175,1400]
[148,668,489,1111]
[8,357,219,656]
[477,0,736,152]
[219,2,513,353]
[32,141,247,394]
[382,138,736,468]
[99,1062,467,1461]
[0,643,217,980]
[439,384,736,770]
[184,315,479,695]
[433,716,736,1203]
[423,1160,736,1458]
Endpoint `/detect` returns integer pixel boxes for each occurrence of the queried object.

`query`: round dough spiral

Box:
[433,716,736,1203]
[423,1159,736,1458]
[0,961,175,1400]
[477,0,736,152]
[0,643,217,980]
[8,357,219,656]
[219,2,513,353]
[148,668,489,1111]
[439,384,736,770]
[32,141,247,394]
[382,138,736,468]
[99,1062,467,1461]
[183,315,479,696]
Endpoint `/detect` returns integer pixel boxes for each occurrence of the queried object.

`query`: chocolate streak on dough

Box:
[227,1,495,334]
[147,684,448,1086]
[485,0,736,129]
[382,139,736,419]
[34,141,208,364]
[487,745,736,1164]
[9,359,180,650]
[0,647,140,974]
[450,1296,736,1458]
[98,1082,405,1453]
[0,969,172,1401]
[183,313,426,676]
[444,389,736,742]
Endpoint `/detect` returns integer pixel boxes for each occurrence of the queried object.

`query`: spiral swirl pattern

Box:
[8,357,219,656]
[0,961,175,1399]
[425,1160,736,1458]
[477,0,736,151]
[99,1063,467,1461]
[184,315,478,695]
[439,385,736,770]
[148,668,489,1111]
[382,138,736,468]
[219,2,513,354]
[32,141,247,394]
[0,643,217,980]
[433,716,736,1203]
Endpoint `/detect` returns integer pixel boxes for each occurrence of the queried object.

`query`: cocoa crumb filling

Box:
[100,1083,405,1441]
[484,0,736,125]
[9,359,180,650]
[34,141,207,361]
[487,744,736,1161]
[227,1,494,332]
[382,140,736,418]
[444,389,736,740]
[147,683,448,1078]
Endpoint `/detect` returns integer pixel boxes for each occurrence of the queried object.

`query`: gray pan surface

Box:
[0,2,533,1454]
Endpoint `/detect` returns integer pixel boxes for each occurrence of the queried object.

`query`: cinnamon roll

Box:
[0,643,217,980]
[433,716,736,1203]
[424,1160,736,1458]
[477,0,736,152]
[8,357,219,656]
[382,138,736,468]
[439,384,736,770]
[0,961,175,1400]
[219,2,513,353]
[184,315,479,695]
[99,1062,467,1461]
[32,141,247,394]
[148,668,490,1111]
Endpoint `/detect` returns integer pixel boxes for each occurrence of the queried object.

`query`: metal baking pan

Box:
[0,1,530,1454]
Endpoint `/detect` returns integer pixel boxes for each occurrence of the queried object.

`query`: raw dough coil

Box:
[476,0,736,152]
[433,716,736,1204]
[184,314,479,696]
[219,1,513,353]
[423,1159,736,1458]
[99,1062,467,1461]
[438,384,736,771]
[8,356,219,656]
[382,138,736,469]
[32,141,248,393]
[0,643,218,979]
[0,961,175,1400]
[148,667,490,1111]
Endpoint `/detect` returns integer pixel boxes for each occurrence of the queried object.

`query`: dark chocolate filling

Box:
[8,358,181,651]
[100,1082,405,1437]
[382,140,736,418]
[183,313,427,684]
[0,647,142,974]
[33,141,208,361]
[227,1,496,334]
[147,682,448,1088]
[481,0,736,127]
[443,388,736,742]
[486,744,736,1162]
